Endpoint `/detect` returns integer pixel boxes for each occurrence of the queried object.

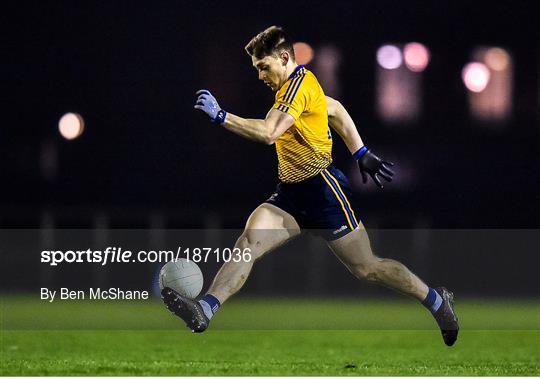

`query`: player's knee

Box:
[235,232,264,260]
[351,261,380,283]
[236,232,260,249]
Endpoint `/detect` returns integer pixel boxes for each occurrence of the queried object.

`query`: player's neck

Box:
[285,62,299,80]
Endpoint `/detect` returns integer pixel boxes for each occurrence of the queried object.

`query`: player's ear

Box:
[280,51,289,66]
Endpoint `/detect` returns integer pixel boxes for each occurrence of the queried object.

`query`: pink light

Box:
[484,47,510,71]
[376,45,402,70]
[58,113,85,140]
[462,62,490,93]
[404,42,430,72]
[293,42,314,65]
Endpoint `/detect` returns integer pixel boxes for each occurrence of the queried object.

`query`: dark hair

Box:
[245,26,296,60]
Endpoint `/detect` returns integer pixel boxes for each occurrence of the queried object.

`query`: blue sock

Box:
[422,287,443,313]
[198,294,221,320]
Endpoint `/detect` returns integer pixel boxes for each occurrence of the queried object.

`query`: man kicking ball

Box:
[162,26,458,346]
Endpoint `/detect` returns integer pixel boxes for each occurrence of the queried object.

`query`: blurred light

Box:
[313,45,342,97]
[376,45,402,70]
[484,47,510,71]
[403,42,430,72]
[58,112,85,140]
[462,62,490,93]
[40,139,58,181]
[376,67,420,122]
[293,42,314,65]
[468,47,513,122]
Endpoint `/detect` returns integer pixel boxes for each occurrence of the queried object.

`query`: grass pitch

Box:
[1,297,539,375]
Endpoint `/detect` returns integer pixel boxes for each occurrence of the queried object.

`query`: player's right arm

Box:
[194,89,294,145]
[326,96,395,188]
[222,109,294,145]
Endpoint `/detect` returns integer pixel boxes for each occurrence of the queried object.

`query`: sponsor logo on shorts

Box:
[333,225,348,235]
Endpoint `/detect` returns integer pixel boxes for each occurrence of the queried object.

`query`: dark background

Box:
[2,1,539,296]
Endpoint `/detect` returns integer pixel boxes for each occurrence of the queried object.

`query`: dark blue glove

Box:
[194,89,226,124]
[353,146,395,189]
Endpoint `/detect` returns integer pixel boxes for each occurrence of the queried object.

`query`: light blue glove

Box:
[194,89,226,123]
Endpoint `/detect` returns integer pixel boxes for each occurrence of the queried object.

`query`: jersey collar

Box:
[288,65,305,80]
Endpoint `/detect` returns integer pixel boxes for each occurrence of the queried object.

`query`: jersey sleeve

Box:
[273,74,309,120]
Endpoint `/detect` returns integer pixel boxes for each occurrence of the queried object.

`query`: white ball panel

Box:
[159,258,203,299]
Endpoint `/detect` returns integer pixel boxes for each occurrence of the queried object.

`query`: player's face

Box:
[252,54,288,92]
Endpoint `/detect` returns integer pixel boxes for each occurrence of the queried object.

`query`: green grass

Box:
[1,296,539,375]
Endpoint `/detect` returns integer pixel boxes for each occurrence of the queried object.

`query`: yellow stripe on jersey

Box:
[273,66,332,183]
[320,171,355,230]
[323,169,359,227]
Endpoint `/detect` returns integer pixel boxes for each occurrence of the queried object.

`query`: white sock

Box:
[198,300,214,320]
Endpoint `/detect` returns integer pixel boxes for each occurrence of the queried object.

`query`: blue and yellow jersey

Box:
[272,65,332,183]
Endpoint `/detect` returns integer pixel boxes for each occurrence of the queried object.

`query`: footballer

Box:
[162,26,459,346]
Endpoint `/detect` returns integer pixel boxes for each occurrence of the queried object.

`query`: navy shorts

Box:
[265,165,361,241]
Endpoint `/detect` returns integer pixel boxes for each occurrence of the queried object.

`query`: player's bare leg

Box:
[162,203,300,332]
[328,225,429,299]
[208,203,301,303]
[327,225,459,346]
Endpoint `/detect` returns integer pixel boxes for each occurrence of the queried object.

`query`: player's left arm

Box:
[326,96,365,154]
[326,96,395,188]
[194,89,293,145]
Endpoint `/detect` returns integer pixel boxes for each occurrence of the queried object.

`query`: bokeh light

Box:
[484,47,510,71]
[376,45,402,70]
[462,62,490,93]
[293,42,314,65]
[403,42,430,72]
[58,113,85,140]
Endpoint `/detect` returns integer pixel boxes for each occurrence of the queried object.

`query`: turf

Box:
[1,297,539,375]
